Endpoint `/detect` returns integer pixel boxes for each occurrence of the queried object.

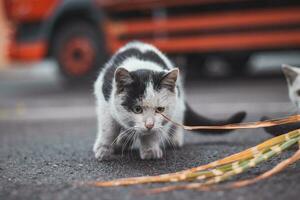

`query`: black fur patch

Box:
[121,69,166,112]
[102,48,170,101]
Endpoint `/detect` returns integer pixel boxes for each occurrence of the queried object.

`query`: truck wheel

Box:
[52,20,106,83]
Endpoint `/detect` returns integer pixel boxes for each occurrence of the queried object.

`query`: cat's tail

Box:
[261,116,300,136]
[184,103,247,134]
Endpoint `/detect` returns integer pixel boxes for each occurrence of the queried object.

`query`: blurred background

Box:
[1,1,300,199]
[2,0,300,78]
[1,0,300,120]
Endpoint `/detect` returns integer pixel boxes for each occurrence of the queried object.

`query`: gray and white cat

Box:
[93,41,246,160]
[263,64,300,136]
[282,64,300,108]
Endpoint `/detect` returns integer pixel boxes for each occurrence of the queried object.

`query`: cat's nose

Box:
[145,122,154,130]
[145,118,154,130]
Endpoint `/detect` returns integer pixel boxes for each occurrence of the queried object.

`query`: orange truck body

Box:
[4,0,300,61]
[4,0,59,60]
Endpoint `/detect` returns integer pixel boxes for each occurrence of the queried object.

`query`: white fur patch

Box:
[118,41,173,69]
[120,57,165,72]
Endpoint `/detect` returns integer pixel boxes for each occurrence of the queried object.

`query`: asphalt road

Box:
[0,65,299,200]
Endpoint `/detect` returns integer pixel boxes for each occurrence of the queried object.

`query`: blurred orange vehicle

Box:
[4,0,300,81]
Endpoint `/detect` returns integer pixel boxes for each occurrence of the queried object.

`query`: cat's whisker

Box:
[120,133,131,157]
[129,131,138,158]
[158,127,176,152]
[121,130,136,157]
[111,128,134,146]
[114,128,136,154]
[121,131,134,153]
[126,130,136,159]
[157,132,167,158]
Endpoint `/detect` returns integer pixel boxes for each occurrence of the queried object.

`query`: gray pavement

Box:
[0,64,299,200]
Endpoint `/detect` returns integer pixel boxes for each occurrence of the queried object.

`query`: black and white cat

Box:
[263,64,300,136]
[93,41,246,160]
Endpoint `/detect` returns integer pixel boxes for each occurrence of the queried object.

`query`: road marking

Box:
[0,102,294,122]
[0,106,96,122]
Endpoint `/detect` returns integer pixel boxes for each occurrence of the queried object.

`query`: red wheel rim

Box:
[60,36,95,76]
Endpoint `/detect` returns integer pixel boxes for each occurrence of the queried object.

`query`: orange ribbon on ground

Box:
[160,113,300,130]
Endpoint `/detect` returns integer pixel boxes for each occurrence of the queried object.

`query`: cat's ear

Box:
[282,64,299,85]
[114,67,133,93]
[160,68,179,91]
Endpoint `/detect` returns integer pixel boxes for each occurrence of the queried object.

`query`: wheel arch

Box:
[45,0,105,58]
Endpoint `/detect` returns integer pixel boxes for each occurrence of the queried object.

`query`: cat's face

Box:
[112,67,179,134]
[282,64,300,108]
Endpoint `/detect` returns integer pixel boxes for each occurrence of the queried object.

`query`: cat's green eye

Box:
[132,105,143,114]
[297,90,300,96]
[155,107,165,113]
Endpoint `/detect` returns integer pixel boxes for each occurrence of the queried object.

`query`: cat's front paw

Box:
[94,145,113,161]
[140,147,163,160]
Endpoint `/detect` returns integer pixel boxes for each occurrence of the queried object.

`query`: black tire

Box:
[52,20,106,84]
